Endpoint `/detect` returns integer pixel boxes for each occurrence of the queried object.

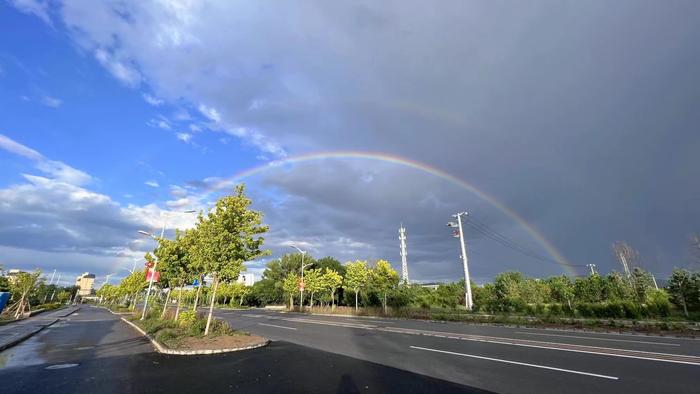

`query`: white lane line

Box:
[518,327,698,341]
[382,328,700,366]
[410,346,619,380]
[259,323,297,330]
[515,331,681,346]
[283,318,376,329]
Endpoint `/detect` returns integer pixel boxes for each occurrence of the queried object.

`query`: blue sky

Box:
[2,1,700,286]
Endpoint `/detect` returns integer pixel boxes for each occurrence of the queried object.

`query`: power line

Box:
[463,215,586,267]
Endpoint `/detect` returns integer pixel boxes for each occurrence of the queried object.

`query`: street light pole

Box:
[289,244,309,311]
[449,212,473,311]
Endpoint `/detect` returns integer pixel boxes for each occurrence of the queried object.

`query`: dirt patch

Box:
[172,334,267,351]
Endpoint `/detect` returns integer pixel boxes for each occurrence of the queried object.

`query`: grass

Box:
[127,308,249,350]
[300,305,700,335]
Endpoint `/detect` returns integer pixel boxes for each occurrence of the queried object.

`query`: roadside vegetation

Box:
[0,266,78,322]
[95,185,699,335]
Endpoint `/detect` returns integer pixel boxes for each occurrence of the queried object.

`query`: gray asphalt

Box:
[210,308,700,393]
[0,306,483,393]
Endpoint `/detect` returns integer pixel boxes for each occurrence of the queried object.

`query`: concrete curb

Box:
[108,310,269,356]
[0,318,59,352]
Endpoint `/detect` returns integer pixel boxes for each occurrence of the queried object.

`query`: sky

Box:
[1,1,699,287]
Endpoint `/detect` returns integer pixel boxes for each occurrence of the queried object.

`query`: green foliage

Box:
[191,184,269,282]
[667,269,700,316]
[344,260,370,310]
[177,310,197,327]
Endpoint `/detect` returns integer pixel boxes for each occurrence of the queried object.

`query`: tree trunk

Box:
[161,287,172,319]
[331,291,335,310]
[175,279,184,321]
[310,292,314,310]
[355,290,359,312]
[193,274,203,312]
[682,296,689,318]
[383,292,387,315]
[240,295,244,306]
[290,293,294,310]
[204,274,219,336]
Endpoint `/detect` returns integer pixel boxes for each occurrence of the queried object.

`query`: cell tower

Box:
[399,224,409,284]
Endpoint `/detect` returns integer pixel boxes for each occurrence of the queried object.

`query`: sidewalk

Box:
[0,306,80,351]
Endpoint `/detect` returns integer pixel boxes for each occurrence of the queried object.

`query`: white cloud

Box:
[142,93,164,106]
[197,104,220,123]
[10,0,52,25]
[176,132,192,143]
[94,49,141,87]
[144,180,160,188]
[0,134,91,185]
[40,95,62,108]
[0,134,43,160]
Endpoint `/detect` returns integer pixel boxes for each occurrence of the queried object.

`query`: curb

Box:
[114,314,269,356]
[0,318,59,352]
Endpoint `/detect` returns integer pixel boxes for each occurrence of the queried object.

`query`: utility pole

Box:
[44,269,57,303]
[586,264,597,276]
[50,273,61,302]
[651,273,659,290]
[399,224,409,284]
[448,212,473,311]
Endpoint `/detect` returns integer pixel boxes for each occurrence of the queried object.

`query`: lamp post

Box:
[289,244,311,310]
[138,210,196,320]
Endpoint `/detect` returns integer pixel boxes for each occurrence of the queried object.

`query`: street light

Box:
[138,209,197,320]
[289,244,311,311]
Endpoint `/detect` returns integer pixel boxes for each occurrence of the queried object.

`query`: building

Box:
[75,272,96,296]
[236,273,255,287]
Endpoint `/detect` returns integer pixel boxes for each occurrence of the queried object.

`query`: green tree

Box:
[8,270,43,318]
[315,257,345,277]
[344,260,369,312]
[667,269,699,317]
[154,231,194,319]
[261,253,317,303]
[370,260,399,314]
[546,275,575,310]
[282,273,299,309]
[303,269,324,308]
[190,184,269,335]
[322,268,343,309]
[119,269,148,310]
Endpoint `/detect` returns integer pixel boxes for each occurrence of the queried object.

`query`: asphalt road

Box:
[210,308,700,393]
[0,306,482,393]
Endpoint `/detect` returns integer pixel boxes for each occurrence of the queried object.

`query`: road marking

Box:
[284,318,376,329]
[410,346,619,380]
[259,323,297,330]
[45,363,79,370]
[381,327,700,365]
[515,331,681,346]
[518,327,698,341]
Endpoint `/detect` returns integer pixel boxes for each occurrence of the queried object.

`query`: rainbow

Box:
[202,151,578,275]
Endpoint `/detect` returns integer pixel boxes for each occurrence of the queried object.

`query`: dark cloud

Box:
[8,1,700,281]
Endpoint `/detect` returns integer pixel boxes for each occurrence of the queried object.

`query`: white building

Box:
[236,273,255,287]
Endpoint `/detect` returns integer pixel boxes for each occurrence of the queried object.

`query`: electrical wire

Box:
[462,215,587,267]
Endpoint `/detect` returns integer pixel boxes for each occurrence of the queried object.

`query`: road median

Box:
[106,306,268,355]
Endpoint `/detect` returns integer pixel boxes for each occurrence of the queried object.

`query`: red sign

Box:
[145,261,154,268]
[146,268,160,282]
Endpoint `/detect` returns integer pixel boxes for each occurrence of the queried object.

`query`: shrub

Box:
[177,310,197,327]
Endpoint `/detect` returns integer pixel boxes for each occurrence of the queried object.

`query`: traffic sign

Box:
[146,268,160,282]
